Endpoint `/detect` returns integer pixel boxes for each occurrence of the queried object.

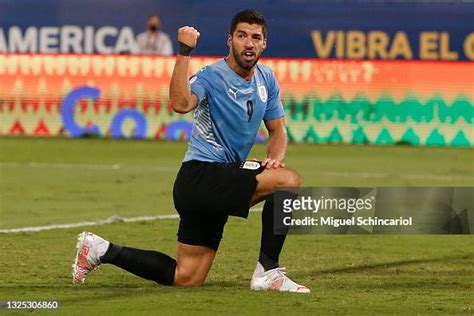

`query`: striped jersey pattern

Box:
[193,98,222,149]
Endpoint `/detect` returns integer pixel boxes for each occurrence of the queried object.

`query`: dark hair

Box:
[147,14,160,21]
[229,9,267,38]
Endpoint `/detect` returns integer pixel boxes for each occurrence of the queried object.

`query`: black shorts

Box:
[173,160,265,250]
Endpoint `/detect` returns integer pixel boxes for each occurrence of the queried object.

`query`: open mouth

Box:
[242,51,256,61]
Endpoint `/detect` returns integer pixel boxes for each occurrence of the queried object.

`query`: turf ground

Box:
[0,137,473,314]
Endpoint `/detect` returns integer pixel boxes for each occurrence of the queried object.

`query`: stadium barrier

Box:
[0,54,472,146]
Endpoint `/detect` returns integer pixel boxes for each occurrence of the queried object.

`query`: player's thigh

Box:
[251,167,301,205]
[174,242,216,287]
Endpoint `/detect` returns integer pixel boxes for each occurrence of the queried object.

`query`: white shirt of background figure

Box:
[136,14,173,55]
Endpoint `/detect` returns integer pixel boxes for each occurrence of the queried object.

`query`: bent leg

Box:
[174,242,216,286]
[250,166,301,206]
[100,243,177,285]
[173,208,227,286]
[101,242,216,287]
[250,167,301,270]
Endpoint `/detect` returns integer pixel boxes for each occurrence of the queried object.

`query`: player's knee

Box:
[175,279,204,287]
[174,270,205,287]
[280,169,301,188]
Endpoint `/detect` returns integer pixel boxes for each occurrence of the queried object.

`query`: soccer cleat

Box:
[72,232,109,284]
[250,262,310,293]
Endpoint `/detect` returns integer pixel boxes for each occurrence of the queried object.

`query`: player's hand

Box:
[261,158,286,169]
[177,26,200,48]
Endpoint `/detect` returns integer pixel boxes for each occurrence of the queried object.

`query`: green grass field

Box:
[0,137,473,314]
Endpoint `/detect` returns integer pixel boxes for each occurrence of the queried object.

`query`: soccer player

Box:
[72,9,309,293]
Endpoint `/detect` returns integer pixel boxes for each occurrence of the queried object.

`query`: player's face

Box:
[228,23,267,70]
[147,16,161,32]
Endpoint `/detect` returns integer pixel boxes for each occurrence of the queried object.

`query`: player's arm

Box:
[262,117,288,169]
[169,27,200,114]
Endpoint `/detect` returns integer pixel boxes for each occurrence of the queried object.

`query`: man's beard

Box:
[231,45,261,70]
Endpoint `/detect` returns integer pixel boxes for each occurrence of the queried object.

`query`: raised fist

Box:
[177,26,200,48]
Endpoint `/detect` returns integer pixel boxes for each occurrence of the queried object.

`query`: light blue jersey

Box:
[183,59,285,163]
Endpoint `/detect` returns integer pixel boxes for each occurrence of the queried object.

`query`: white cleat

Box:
[250,262,310,293]
[72,232,109,284]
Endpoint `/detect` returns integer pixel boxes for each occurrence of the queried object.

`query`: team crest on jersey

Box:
[258,85,267,102]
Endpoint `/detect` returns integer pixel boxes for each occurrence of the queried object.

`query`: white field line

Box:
[0,161,176,172]
[0,208,262,234]
[1,161,473,181]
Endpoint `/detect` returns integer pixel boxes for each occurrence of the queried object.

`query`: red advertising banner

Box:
[0,54,472,146]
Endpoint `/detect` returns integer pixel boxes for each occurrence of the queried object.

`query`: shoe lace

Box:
[276,267,287,276]
[264,267,287,282]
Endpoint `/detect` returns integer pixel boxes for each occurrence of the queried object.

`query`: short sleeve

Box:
[190,67,211,103]
[263,73,285,121]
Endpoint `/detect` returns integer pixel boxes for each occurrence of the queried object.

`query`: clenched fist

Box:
[178,26,200,48]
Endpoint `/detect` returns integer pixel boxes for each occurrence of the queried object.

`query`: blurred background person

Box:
[136,14,173,55]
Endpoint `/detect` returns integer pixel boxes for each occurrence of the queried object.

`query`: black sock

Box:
[258,194,289,271]
[100,243,176,286]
